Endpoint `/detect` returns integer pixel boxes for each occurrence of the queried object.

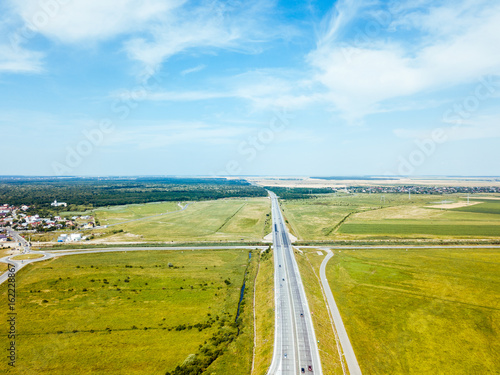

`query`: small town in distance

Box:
[2,0,500,374]
[1,175,499,374]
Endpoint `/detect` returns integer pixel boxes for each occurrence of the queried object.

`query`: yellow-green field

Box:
[0,249,256,374]
[94,201,182,225]
[281,194,500,240]
[10,254,44,261]
[89,198,271,243]
[325,248,500,374]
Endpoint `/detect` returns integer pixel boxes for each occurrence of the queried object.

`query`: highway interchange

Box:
[3,194,500,373]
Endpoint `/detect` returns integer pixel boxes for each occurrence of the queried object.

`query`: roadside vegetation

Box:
[325,248,500,374]
[0,249,257,374]
[251,247,275,375]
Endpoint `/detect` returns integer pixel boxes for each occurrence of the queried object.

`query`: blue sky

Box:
[1,0,499,176]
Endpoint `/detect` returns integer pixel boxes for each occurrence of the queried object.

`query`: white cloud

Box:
[8,0,183,43]
[0,12,44,73]
[7,0,284,75]
[308,0,500,119]
[124,1,278,72]
[0,43,43,73]
[136,69,319,110]
[181,64,206,75]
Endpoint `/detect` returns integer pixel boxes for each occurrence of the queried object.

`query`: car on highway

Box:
[300,313,304,317]
[308,365,312,371]
[301,368,305,373]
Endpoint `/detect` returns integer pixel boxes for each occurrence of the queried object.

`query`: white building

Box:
[51,200,68,207]
[57,233,82,242]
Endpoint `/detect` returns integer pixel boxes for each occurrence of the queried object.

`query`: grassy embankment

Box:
[325,248,500,374]
[10,254,44,261]
[0,249,258,374]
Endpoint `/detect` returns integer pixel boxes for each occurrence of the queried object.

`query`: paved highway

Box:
[268,192,322,375]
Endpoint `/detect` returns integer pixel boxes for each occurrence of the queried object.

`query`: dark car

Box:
[301,368,305,373]
[308,365,313,371]
[300,313,304,317]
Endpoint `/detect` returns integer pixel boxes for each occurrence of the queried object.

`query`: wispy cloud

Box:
[394,115,500,142]
[0,14,44,74]
[106,122,252,150]
[181,64,206,75]
[6,0,286,76]
[0,43,44,73]
[124,0,281,73]
[138,68,322,112]
[308,0,500,120]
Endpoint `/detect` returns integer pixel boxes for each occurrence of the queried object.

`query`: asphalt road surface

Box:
[319,249,362,375]
[267,192,322,375]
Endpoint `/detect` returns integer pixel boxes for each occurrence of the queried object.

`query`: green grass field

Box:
[252,248,275,375]
[90,198,271,243]
[94,201,182,225]
[0,249,256,374]
[281,194,500,240]
[325,248,500,374]
[453,200,500,215]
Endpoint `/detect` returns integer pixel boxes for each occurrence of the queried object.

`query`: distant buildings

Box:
[51,200,68,207]
[57,233,82,242]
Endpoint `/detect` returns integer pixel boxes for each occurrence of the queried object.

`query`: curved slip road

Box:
[319,249,362,375]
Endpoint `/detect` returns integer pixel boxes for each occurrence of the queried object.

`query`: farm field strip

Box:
[90,198,271,243]
[282,194,500,240]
